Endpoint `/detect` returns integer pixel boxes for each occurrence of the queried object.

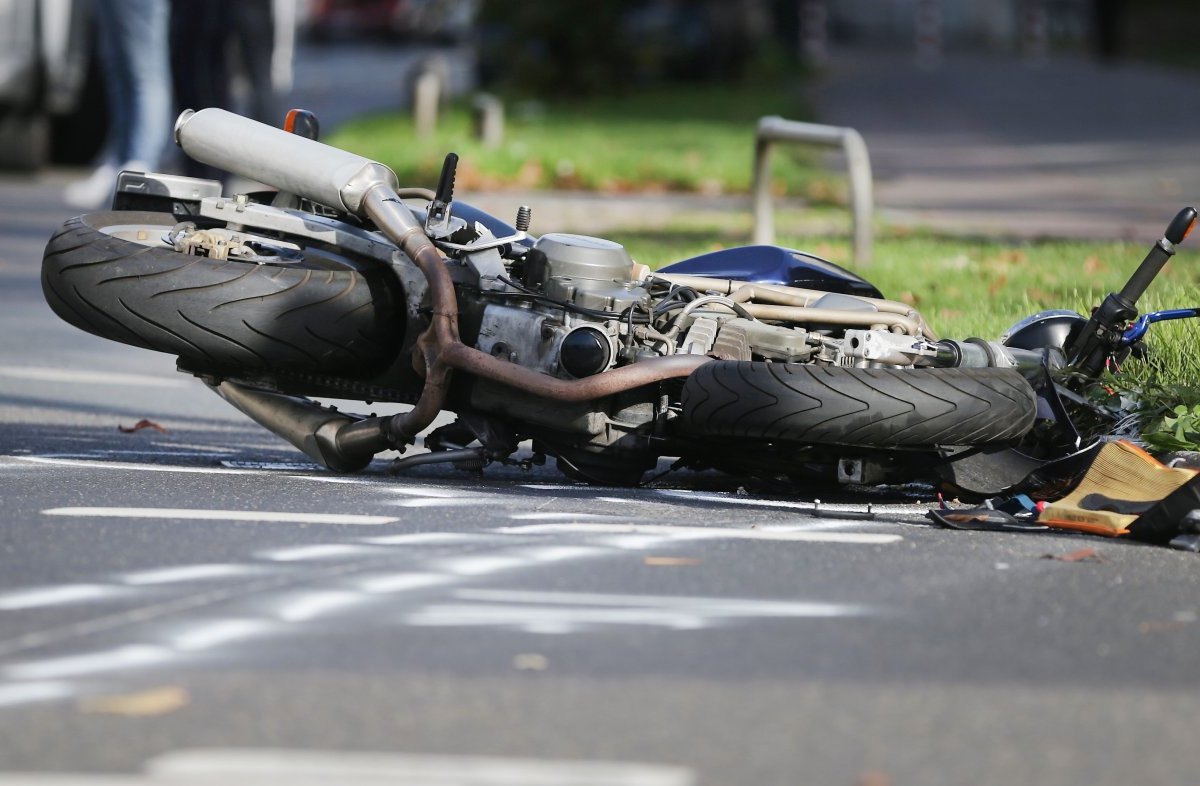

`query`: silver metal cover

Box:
[534,233,634,283]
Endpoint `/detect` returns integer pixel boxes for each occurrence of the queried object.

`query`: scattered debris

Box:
[1041,548,1105,563]
[118,419,167,434]
[856,771,892,786]
[77,685,189,716]
[512,653,549,671]
[1139,619,1194,635]
[643,556,701,567]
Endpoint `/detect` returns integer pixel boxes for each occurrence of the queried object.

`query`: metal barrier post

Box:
[752,116,874,266]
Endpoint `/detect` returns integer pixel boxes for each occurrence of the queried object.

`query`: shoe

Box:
[64,162,118,209]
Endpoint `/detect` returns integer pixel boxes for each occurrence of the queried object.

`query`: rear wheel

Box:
[680,362,1036,447]
[41,211,404,373]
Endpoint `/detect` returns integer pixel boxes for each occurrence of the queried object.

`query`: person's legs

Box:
[65,0,131,207]
[231,0,277,124]
[108,0,172,167]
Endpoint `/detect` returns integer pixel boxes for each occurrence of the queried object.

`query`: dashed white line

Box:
[258,544,383,562]
[0,681,76,708]
[0,365,189,388]
[390,498,500,508]
[0,584,121,610]
[42,507,398,526]
[148,749,695,786]
[273,591,368,622]
[12,456,271,475]
[354,572,453,594]
[170,619,271,651]
[5,645,173,681]
[495,522,902,544]
[120,563,263,586]
[362,532,478,546]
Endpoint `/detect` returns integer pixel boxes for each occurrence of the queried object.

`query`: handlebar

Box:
[1065,205,1196,376]
[1117,206,1197,305]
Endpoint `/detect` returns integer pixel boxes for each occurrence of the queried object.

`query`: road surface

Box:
[1,43,1199,786]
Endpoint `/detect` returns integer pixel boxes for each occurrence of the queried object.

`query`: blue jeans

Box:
[92,0,173,166]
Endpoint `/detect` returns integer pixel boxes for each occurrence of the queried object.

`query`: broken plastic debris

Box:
[77,685,189,716]
[643,556,701,567]
[1041,548,1104,563]
[118,419,167,434]
[513,653,549,671]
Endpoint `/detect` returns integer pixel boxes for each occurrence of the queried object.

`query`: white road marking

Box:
[460,588,873,616]
[519,483,589,491]
[639,490,884,513]
[406,588,873,634]
[390,485,485,498]
[120,563,263,586]
[257,544,382,562]
[509,512,644,521]
[0,681,75,708]
[42,507,398,526]
[355,572,453,594]
[288,475,382,484]
[274,591,369,622]
[12,456,271,475]
[362,532,479,546]
[5,645,172,680]
[434,555,535,576]
[0,584,121,610]
[170,619,272,651]
[0,365,189,388]
[148,748,695,786]
[154,441,239,453]
[495,522,901,544]
[390,498,500,508]
[519,546,608,563]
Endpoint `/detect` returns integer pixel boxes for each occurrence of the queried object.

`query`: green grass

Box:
[327,82,829,196]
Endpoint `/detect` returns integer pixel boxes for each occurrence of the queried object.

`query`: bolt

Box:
[515,205,532,232]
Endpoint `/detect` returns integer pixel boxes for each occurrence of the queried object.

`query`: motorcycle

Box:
[39,108,1199,495]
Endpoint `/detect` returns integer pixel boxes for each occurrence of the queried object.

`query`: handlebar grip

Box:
[1117,206,1197,305]
[174,108,398,214]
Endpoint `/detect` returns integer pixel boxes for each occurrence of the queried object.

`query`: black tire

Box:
[42,211,404,374]
[680,362,1036,447]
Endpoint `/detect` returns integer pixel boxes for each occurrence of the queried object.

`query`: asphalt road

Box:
[3,49,1200,786]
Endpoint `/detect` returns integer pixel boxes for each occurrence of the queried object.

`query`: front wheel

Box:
[680,362,1036,447]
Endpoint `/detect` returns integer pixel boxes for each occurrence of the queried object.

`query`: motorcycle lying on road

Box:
[40,108,1199,496]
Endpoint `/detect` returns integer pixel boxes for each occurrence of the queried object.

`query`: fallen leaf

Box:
[1139,619,1192,635]
[1042,548,1105,563]
[857,771,892,786]
[643,556,701,567]
[78,686,189,716]
[513,653,549,671]
[118,419,167,434]
[1083,255,1108,275]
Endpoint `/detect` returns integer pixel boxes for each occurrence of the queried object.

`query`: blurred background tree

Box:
[476,0,787,97]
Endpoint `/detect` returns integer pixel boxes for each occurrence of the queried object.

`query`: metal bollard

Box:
[752,116,874,266]
[471,93,504,149]
[413,69,442,139]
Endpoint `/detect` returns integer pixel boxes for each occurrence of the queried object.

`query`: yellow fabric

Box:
[1040,440,1198,536]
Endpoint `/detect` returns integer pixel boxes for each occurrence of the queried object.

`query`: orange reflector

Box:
[284,109,300,134]
[1185,216,1197,241]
